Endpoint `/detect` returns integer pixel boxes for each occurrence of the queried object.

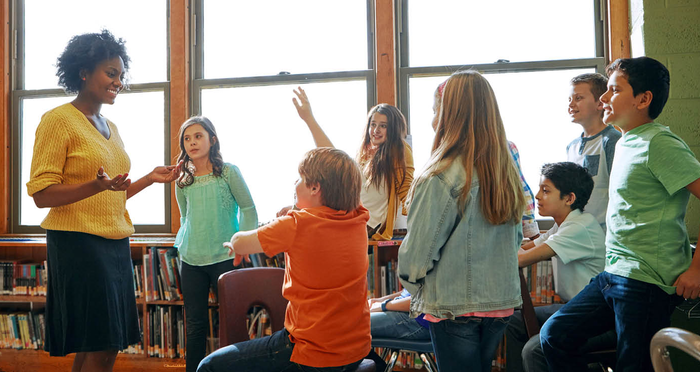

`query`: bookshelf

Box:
[0,236,193,371]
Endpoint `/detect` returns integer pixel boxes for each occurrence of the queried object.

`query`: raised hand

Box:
[292,86,315,124]
[96,166,131,192]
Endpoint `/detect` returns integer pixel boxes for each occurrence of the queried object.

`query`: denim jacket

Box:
[398,158,523,319]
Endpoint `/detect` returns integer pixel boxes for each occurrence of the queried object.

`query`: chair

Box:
[217,267,376,371]
[650,327,700,372]
[518,269,616,371]
[371,338,438,372]
[218,267,288,346]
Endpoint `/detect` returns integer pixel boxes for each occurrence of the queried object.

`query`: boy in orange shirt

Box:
[198,147,371,372]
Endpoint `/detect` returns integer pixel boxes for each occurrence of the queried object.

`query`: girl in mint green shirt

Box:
[174,116,258,372]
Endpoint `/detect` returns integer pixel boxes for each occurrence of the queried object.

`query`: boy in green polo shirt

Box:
[540,57,700,372]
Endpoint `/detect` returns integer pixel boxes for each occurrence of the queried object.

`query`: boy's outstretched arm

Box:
[673,177,700,299]
[292,87,335,148]
[224,230,264,266]
[518,243,556,268]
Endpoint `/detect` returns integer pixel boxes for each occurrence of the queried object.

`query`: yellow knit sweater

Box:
[26,103,134,239]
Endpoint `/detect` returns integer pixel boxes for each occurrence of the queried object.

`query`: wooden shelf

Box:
[0,348,185,372]
[0,295,46,303]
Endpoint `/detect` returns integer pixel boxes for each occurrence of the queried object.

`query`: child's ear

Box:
[596,98,604,112]
[565,192,577,207]
[310,182,321,195]
[636,90,653,111]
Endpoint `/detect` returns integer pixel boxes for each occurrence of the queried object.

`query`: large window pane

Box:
[20,91,166,226]
[24,0,167,90]
[408,69,594,218]
[201,81,367,222]
[407,0,595,67]
[203,0,368,78]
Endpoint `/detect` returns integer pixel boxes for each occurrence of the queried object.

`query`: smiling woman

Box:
[25,30,181,372]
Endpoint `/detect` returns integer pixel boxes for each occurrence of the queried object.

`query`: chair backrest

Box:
[519,268,541,338]
[651,327,700,372]
[218,267,288,346]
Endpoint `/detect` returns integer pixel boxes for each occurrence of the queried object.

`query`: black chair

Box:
[518,269,616,371]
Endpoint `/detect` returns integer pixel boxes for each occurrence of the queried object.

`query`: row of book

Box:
[0,312,45,350]
[0,261,47,296]
[140,247,183,302]
[522,260,561,304]
[147,305,184,358]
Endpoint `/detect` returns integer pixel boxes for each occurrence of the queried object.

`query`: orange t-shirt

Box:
[257,205,371,367]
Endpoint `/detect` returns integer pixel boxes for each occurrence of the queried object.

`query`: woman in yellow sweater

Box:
[26,30,180,372]
[291,87,414,241]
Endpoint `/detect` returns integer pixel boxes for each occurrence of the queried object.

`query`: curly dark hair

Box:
[56,30,131,94]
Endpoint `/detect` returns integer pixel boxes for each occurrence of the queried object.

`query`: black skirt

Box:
[44,230,141,356]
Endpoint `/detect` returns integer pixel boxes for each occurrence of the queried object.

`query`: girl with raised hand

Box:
[398,70,526,372]
[292,88,413,240]
[173,116,258,372]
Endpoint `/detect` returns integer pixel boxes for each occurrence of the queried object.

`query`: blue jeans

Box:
[197,328,362,372]
[428,316,510,372]
[506,304,617,372]
[540,271,681,372]
[371,311,430,340]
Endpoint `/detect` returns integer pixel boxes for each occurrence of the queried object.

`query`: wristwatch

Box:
[381,298,392,312]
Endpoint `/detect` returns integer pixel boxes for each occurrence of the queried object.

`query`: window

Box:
[398,0,606,222]
[12,0,169,232]
[192,0,375,223]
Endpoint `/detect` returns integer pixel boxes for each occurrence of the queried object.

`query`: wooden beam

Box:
[375,0,396,105]
[169,0,190,233]
[1,0,10,234]
[608,0,631,62]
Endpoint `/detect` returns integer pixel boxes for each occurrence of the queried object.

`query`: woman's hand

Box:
[147,160,184,184]
[96,166,131,191]
[292,87,315,124]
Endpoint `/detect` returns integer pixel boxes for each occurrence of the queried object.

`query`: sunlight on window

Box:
[24,0,166,89]
[408,0,595,67]
[200,81,367,223]
[20,92,166,226]
[203,0,368,78]
[408,69,594,218]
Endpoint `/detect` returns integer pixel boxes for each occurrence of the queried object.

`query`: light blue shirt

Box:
[175,163,258,266]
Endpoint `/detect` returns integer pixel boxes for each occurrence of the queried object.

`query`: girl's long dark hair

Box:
[176,116,224,188]
[356,104,408,192]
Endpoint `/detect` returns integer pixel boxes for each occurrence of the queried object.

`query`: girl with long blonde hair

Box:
[399,70,526,372]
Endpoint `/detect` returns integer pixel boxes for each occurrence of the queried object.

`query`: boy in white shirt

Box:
[506,162,610,372]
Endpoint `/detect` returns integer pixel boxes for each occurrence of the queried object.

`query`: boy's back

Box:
[257,205,371,367]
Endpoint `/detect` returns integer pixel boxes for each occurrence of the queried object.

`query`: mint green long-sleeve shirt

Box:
[174,163,258,266]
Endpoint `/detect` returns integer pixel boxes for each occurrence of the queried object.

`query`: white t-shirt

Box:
[533,209,606,302]
[361,173,388,229]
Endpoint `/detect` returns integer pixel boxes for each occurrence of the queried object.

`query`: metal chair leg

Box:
[384,350,399,372]
[421,353,438,372]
